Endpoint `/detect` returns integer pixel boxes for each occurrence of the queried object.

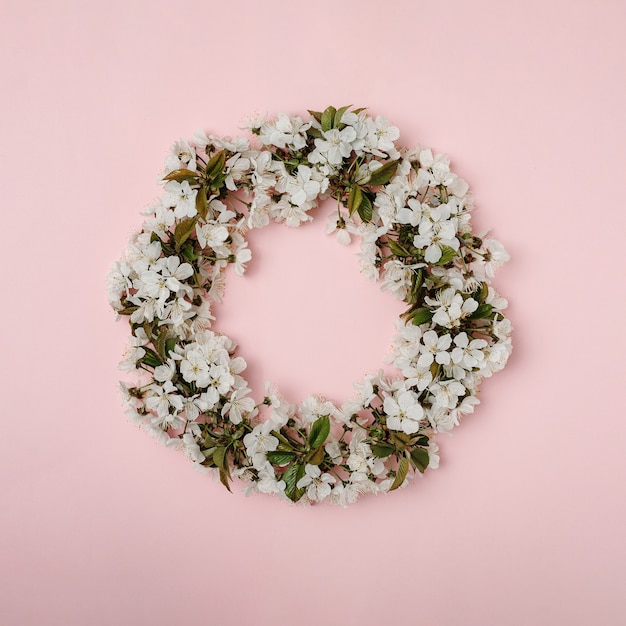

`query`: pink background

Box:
[2,1,625,624]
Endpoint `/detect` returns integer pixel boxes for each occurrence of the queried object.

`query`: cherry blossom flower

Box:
[312,126,357,165]
[383,390,424,434]
[296,464,336,502]
[162,180,198,218]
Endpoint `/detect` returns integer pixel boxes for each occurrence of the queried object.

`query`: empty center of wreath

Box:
[212,202,405,404]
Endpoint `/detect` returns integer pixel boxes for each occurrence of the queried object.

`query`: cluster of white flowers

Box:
[108,106,512,507]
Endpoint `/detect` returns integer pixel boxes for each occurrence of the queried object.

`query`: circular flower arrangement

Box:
[108,106,512,506]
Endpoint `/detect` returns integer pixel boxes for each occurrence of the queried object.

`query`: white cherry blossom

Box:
[297,464,336,502]
[312,126,357,165]
[162,180,198,218]
[383,390,424,434]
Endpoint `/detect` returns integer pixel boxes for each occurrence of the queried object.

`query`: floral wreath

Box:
[108,106,512,506]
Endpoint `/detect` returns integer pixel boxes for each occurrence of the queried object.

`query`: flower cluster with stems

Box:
[108,106,512,506]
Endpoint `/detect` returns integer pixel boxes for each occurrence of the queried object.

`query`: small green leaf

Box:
[213,446,227,471]
[410,307,434,326]
[307,109,323,124]
[141,347,162,368]
[214,448,233,491]
[334,104,351,127]
[407,268,424,304]
[307,446,325,466]
[117,305,139,316]
[470,303,494,320]
[196,187,208,220]
[283,462,298,492]
[154,327,169,360]
[266,451,296,466]
[308,415,331,449]
[357,194,373,223]
[174,216,198,249]
[321,106,337,132]
[391,432,412,445]
[475,282,489,304]
[412,268,424,291]
[435,245,458,265]
[164,337,177,356]
[414,434,430,447]
[371,443,395,458]
[387,239,411,257]
[180,242,197,262]
[410,447,429,473]
[142,321,156,339]
[366,160,399,186]
[162,168,199,183]
[203,434,217,448]
[307,127,323,139]
[283,462,306,502]
[390,456,409,491]
[219,467,232,492]
[348,185,363,217]
[205,149,226,178]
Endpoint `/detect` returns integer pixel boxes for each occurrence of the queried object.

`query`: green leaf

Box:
[162,168,199,183]
[473,282,489,304]
[283,462,298,492]
[219,467,232,492]
[283,462,306,502]
[154,327,169,360]
[470,303,494,320]
[414,434,430,447]
[366,160,399,186]
[164,337,177,356]
[410,307,434,326]
[334,104,351,127]
[266,451,296,466]
[407,268,424,304]
[174,216,198,249]
[117,305,139,316]
[213,447,233,491]
[410,447,429,473]
[371,443,395,458]
[347,185,363,217]
[205,149,226,178]
[435,245,458,265]
[307,127,323,139]
[180,242,197,262]
[321,106,337,132]
[140,347,162,368]
[307,446,325,466]
[412,268,424,292]
[142,321,156,339]
[308,415,330,449]
[212,446,227,471]
[391,432,412,446]
[390,456,409,491]
[307,109,323,124]
[357,194,373,223]
[387,239,411,257]
[195,187,208,220]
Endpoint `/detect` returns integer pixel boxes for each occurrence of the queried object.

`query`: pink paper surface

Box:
[1,1,625,625]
